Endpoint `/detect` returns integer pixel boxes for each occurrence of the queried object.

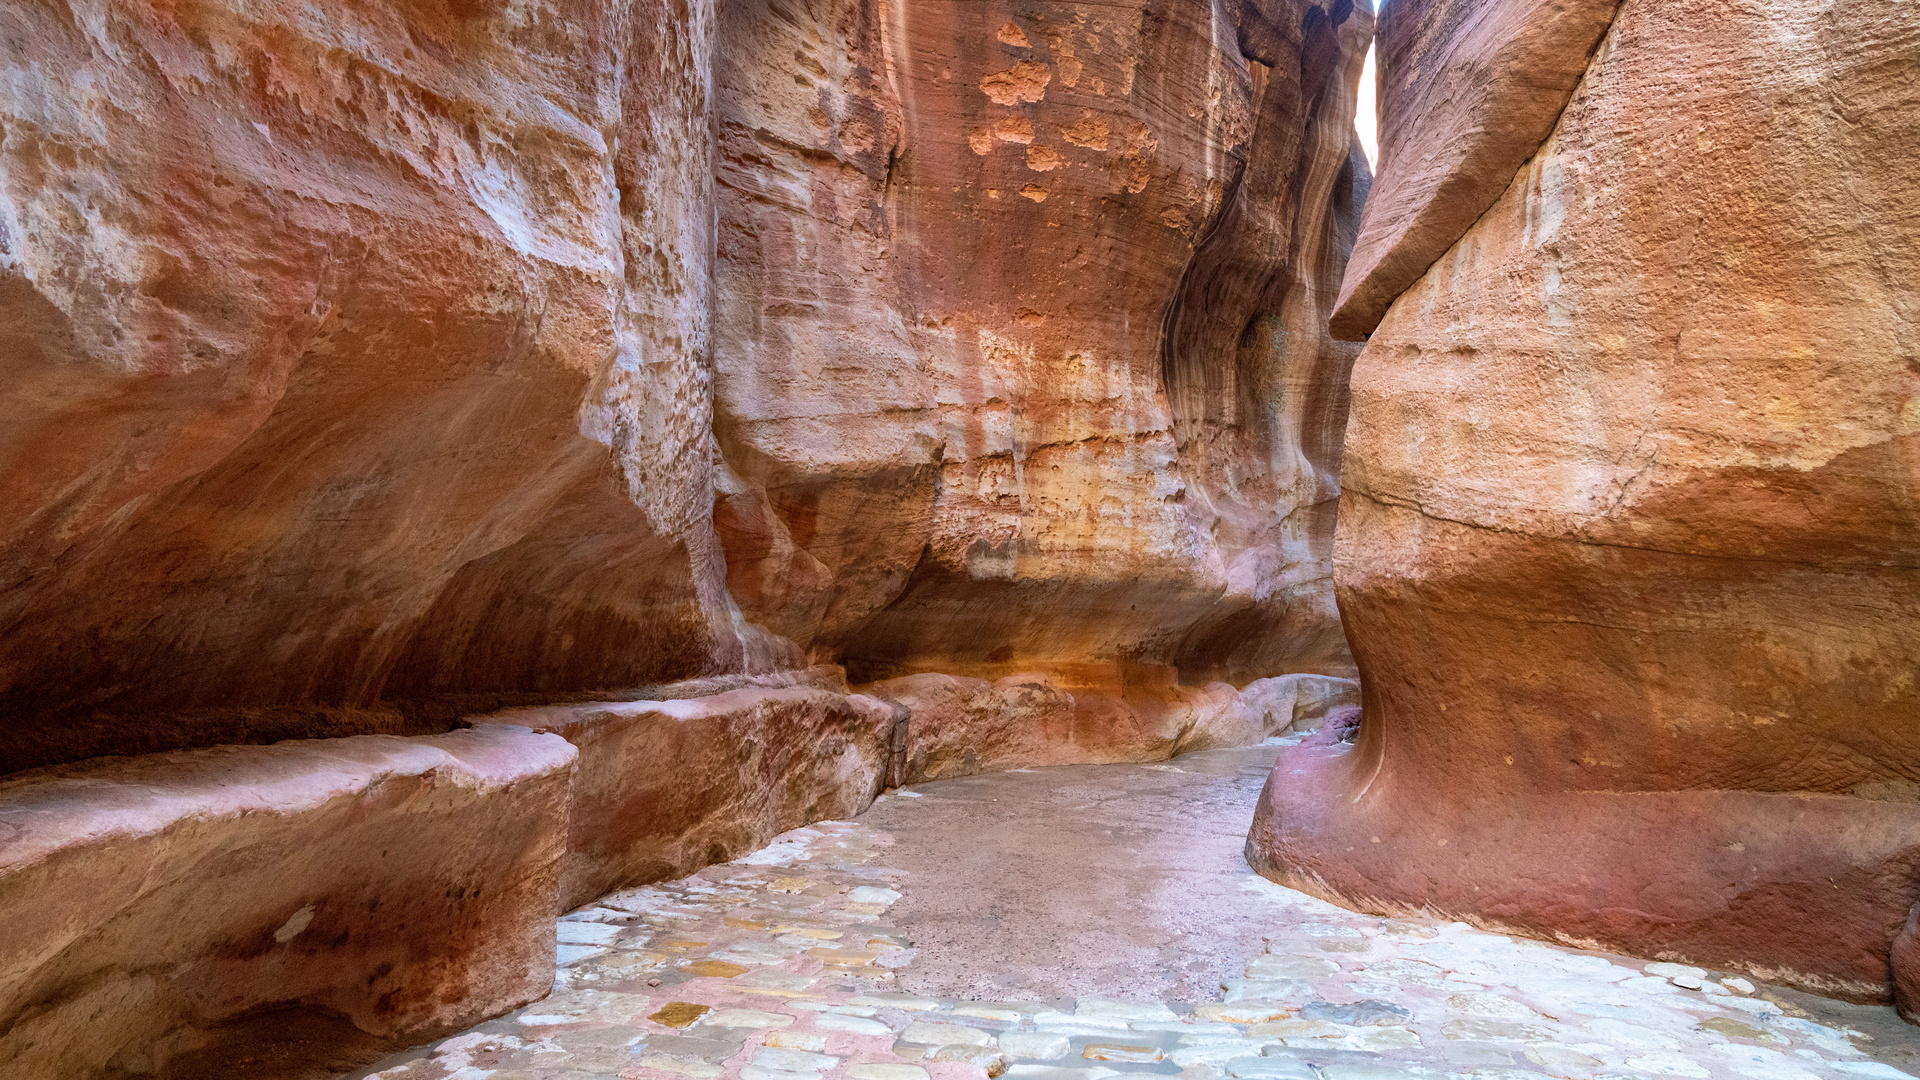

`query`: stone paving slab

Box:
[341,745,1919,1080]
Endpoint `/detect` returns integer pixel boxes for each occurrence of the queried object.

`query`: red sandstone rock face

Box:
[1327,0,1620,340]
[0,0,780,772]
[816,0,1373,685]
[1897,904,1920,1024]
[869,667,1228,782]
[0,726,575,1078]
[0,0,1371,772]
[1254,0,1920,1002]
[863,667,1357,784]
[475,684,896,910]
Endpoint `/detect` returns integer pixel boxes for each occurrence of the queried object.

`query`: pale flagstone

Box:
[1522,1042,1606,1068]
[851,993,943,1011]
[736,969,820,995]
[1221,977,1317,1003]
[1627,1050,1715,1076]
[1581,1016,1682,1048]
[638,1055,725,1078]
[1000,1032,1074,1059]
[1447,993,1546,1020]
[847,1065,931,1080]
[1316,1063,1442,1080]
[1002,1067,1119,1080]
[787,1000,878,1016]
[848,886,902,905]
[1360,959,1448,988]
[1251,954,1343,978]
[700,1008,795,1028]
[898,1020,994,1047]
[1193,1003,1292,1023]
[930,1045,1007,1069]
[1647,963,1710,980]
[955,1003,1046,1021]
[814,1012,892,1035]
[1079,1042,1164,1062]
[1778,1018,1869,1057]
[1228,1053,1320,1076]
[556,943,609,964]
[752,1045,838,1071]
[1130,1020,1241,1034]
[765,1030,828,1051]
[1442,1043,1518,1065]
[556,921,625,945]
[740,1065,820,1080]
[1836,1065,1920,1080]
[1075,996,1179,1022]
[1170,1039,1279,1066]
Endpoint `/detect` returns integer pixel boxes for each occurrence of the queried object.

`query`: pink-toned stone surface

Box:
[0,0,1378,1069]
[0,0,784,773]
[819,0,1373,686]
[1896,903,1920,1024]
[867,664,1324,785]
[0,726,576,1078]
[0,0,1370,773]
[1257,0,1920,1003]
[474,686,895,910]
[1328,0,1621,340]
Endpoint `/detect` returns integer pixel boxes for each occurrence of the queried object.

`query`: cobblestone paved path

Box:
[344,743,1920,1080]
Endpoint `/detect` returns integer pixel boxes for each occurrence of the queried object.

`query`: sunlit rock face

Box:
[1254,0,1920,1005]
[709,0,1373,690]
[0,0,1371,772]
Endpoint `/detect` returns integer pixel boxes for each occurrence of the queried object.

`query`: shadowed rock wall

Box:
[1252,0,1920,1007]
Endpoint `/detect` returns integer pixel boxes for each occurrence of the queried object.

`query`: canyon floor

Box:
[341,744,1920,1080]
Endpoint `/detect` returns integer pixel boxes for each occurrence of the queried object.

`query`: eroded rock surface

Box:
[1327,0,1621,340]
[0,726,576,1078]
[475,685,897,910]
[0,0,1371,776]
[866,666,1288,784]
[1257,0,1920,1004]
[0,0,760,772]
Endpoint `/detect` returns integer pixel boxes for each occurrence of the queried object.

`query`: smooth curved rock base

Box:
[1251,738,1920,1001]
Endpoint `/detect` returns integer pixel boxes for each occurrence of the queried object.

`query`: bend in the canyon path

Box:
[343,746,1920,1080]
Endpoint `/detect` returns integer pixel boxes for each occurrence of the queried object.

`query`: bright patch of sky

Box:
[1356,39,1379,169]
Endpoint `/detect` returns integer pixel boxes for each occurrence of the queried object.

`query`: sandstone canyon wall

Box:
[0,0,1373,1074]
[0,0,1370,775]
[1251,0,1920,1013]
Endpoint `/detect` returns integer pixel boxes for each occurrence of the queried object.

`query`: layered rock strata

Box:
[1327,0,1621,339]
[475,685,897,910]
[0,0,1376,1071]
[868,668,1358,786]
[1253,0,1920,1006]
[0,0,761,772]
[2,668,1319,1078]
[0,0,1371,774]
[0,726,576,1078]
